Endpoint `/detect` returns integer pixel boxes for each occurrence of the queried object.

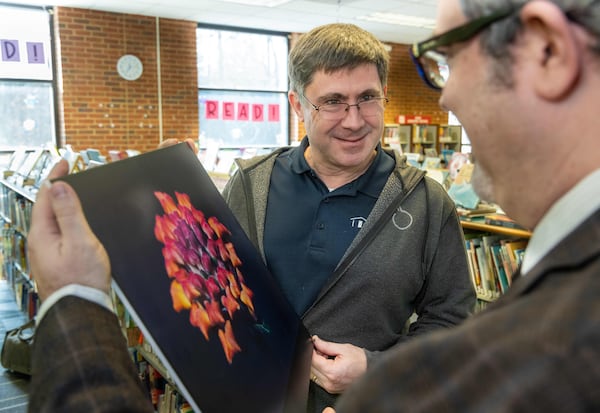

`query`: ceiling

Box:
[5,0,439,44]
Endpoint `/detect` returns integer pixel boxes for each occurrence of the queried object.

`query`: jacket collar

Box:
[492,210,600,307]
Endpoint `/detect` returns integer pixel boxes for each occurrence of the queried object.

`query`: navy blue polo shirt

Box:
[263,137,395,315]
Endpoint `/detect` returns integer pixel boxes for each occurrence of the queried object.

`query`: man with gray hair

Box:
[325,0,600,411]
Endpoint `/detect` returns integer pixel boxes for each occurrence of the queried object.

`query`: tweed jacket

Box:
[29,296,154,413]
[334,209,600,412]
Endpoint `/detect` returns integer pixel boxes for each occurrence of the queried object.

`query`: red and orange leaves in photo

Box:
[154,191,256,364]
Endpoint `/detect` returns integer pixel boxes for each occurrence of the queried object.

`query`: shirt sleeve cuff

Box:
[35,284,114,326]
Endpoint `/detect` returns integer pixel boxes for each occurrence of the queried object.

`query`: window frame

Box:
[196,23,290,151]
[0,3,59,155]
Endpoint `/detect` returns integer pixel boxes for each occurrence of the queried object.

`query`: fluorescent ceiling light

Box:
[213,0,293,6]
[357,13,435,29]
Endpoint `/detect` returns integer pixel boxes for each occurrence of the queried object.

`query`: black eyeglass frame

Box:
[301,94,389,116]
[410,6,520,90]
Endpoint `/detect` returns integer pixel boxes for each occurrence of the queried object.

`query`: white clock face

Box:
[117,54,143,81]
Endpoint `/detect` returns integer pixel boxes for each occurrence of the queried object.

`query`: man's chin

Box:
[471,165,496,204]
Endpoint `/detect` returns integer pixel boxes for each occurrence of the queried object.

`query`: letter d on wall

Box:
[1,39,20,62]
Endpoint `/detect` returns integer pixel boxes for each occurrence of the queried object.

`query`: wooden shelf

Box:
[136,345,172,383]
[461,220,531,238]
[1,179,36,202]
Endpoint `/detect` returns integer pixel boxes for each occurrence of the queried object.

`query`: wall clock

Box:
[117,54,143,81]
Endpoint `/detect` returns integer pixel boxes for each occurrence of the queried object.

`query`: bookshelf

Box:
[0,178,38,320]
[461,220,531,239]
[0,146,63,321]
[411,124,438,154]
[460,220,531,311]
[438,124,462,153]
[382,124,411,153]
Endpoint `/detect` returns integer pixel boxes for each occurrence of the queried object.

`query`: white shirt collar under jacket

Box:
[521,168,600,275]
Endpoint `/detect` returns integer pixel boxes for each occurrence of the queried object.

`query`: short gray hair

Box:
[460,0,600,84]
[288,23,389,95]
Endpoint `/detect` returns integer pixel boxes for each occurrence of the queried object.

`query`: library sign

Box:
[1,39,52,80]
[397,114,432,124]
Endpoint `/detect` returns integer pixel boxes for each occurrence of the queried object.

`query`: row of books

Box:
[14,235,29,280]
[127,347,192,413]
[113,290,193,412]
[0,187,12,222]
[11,196,33,235]
[457,204,530,233]
[0,186,33,233]
[131,335,193,413]
[11,273,39,318]
[1,223,32,286]
[465,233,527,302]
[2,146,142,200]
[480,214,529,231]
[157,382,194,413]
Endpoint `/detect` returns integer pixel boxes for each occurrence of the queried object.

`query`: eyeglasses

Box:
[302,94,388,121]
[409,6,519,90]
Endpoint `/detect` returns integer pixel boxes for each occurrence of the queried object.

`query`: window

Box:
[0,5,56,153]
[197,26,289,150]
[0,81,55,147]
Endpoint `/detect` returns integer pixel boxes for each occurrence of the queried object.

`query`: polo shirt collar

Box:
[289,136,312,175]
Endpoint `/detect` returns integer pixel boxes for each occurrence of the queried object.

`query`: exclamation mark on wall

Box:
[27,42,44,64]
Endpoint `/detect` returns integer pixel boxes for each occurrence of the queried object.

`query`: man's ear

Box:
[520,1,581,100]
[288,91,305,122]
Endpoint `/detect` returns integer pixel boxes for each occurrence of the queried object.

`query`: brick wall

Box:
[386,44,447,125]
[56,7,198,155]
[55,8,444,154]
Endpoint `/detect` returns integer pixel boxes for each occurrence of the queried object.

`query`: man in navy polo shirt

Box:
[222,22,475,412]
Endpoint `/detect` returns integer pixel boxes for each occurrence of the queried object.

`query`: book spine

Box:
[484,218,527,230]
[490,245,509,293]
[474,242,491,297]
